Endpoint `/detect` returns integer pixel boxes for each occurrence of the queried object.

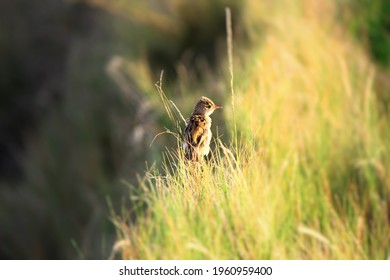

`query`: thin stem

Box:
[225,7,238,155]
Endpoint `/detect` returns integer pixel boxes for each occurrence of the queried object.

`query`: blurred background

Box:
[0,0,389,259]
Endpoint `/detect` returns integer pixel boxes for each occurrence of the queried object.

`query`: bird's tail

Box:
[185,145,201,162]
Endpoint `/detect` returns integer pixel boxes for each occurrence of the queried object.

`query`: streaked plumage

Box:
[183,96,221,161]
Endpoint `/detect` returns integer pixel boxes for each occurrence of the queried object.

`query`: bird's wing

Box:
[186,115,206,147]
[184,115,208,161]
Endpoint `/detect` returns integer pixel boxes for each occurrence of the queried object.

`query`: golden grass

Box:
[112,0,390,259]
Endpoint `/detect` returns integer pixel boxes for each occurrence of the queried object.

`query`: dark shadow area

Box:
[343,0,390,116]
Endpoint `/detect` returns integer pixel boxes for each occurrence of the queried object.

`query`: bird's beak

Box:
[214,105,222,109]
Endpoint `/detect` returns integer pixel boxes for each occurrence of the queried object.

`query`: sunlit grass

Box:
[112,0,390,259]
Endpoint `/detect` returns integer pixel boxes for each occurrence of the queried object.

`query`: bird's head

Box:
[192,96,222,116]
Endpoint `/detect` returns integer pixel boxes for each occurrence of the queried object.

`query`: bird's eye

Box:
[206,104,211,108]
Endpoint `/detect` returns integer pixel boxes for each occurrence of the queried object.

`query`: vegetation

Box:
[112,0,390,259]
[0,0,389,259]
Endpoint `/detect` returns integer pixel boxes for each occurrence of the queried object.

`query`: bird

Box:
[183,96,222,161]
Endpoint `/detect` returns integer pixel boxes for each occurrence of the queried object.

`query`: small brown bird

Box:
[183,96,222,161]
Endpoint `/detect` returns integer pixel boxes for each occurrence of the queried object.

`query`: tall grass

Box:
[113,0,390,259]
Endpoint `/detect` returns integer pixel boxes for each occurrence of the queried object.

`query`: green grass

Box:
[112,0,390,259]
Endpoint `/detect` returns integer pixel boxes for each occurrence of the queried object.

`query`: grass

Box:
[112,0,390,259]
